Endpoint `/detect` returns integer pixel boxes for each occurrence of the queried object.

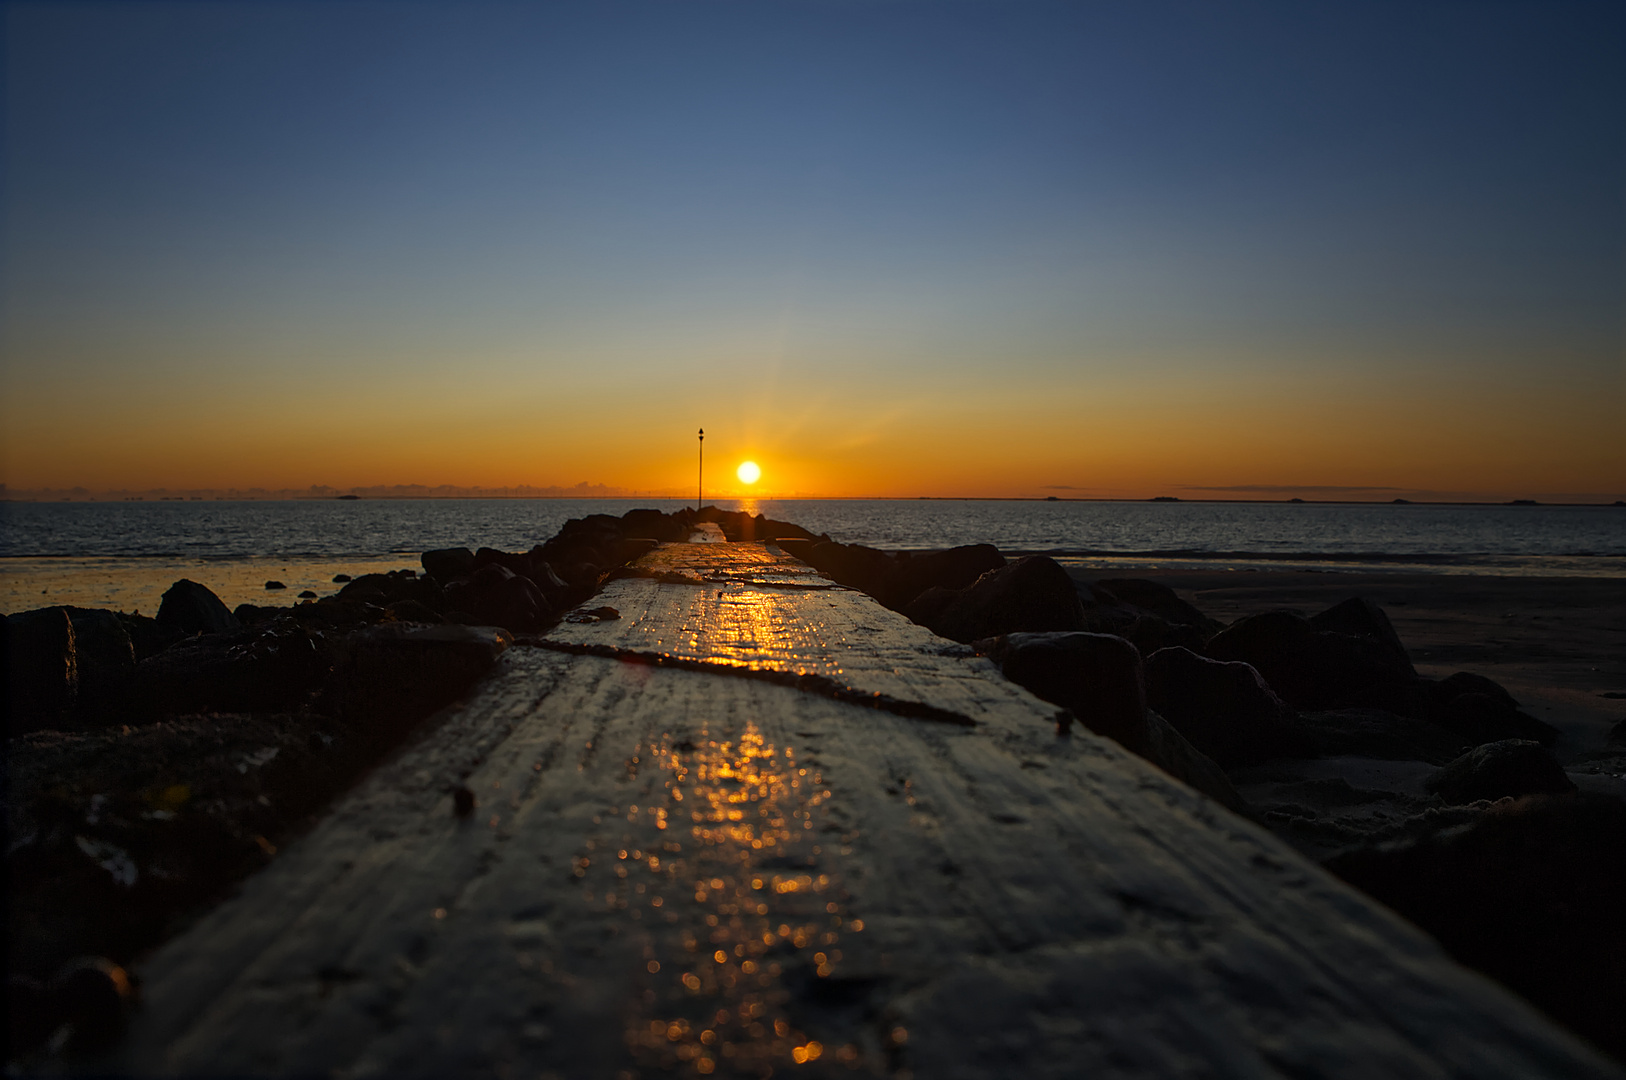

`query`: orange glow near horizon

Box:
[1,349,1621,501]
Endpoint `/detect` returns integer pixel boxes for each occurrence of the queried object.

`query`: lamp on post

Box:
[697,428,704,512]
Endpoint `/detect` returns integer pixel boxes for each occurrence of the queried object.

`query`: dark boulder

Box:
[982,632,1147,751]
[298,590,317,599]
[443,564,550,632]
[1438,692,1557,747]
[386,599,442,624]
[421,547,475,584]
[3,608,78,734]
[979,631,1247,814]
[1308,597,1414,674]
[114,610,182,662]
[233,603,286,626]
[50,956,133,1052]
[889,545,1006,612]
[336,572,443,612]
[1435,670,1520,710]
[1071,583,1207,657]
[906,556,1085,644]
[1142,710,1250,817]
[1288,709,1467,765]
[619,508,688,542]
[264,580,286,591]
[524,559,573,609]
[63,609,137,726]
[332,573,353,583]
[1075,580,1138,624]
[332,623,511,732]
[775,537,822,563]
[288,598,388,630]
[1425,740,1576,804]
[467,547,586,606]
[1327,795,1624,1058]
[1143,647,1288,767]
[800,541,898,601]
[612,537,660,567]
[156,579,239,636]
[557,560,604,591]
[1119,616,1209,659]
[1424,674,1556,747]
[137,618,333,716]
[537,514,622,573]
[473,546,533,577]
[901,585,958,634]
[1204,609,1416,711]
[1094,579,1222,636]
[689,507,819,543]
[1203,611,1324,705]
[759,516,819,542]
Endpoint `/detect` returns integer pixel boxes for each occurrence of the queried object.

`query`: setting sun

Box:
[736,461,761,485]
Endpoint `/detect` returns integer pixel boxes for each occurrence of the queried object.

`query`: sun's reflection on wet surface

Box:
[570,721,869,1076]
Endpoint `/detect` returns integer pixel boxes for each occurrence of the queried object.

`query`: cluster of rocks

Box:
[4,505,783,1059]
[798,537,1619,1058]
[795,539,1567,791]
[4,512,1619,1061]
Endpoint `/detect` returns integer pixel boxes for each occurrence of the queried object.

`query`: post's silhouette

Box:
[697,428,704,512]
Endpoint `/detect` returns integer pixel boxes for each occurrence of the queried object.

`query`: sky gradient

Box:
[4,0,1623,500]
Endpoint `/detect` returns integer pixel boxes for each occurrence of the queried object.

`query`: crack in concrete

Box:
[523,639,979,728]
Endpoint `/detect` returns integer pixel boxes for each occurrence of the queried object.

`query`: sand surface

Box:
[0,555,422,616]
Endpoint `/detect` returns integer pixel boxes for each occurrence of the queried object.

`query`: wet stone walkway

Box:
[112,543,1620,1079]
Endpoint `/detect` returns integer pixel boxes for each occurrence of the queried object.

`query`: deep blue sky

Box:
[4,1,1623,497]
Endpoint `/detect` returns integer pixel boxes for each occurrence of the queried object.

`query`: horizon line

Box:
[3,492,1623,508]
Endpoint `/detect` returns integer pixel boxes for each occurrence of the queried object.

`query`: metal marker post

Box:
[697,428,704,511]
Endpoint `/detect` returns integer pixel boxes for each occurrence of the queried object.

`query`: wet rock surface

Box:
[979,631,1247,814]
[1327,795,1625,1060]
[1287,707,1469,764]
[980,631,1148,750]
[1431,686,1559,746]
[6,712,366,1036]
[330,623,512,732]
[1076,577,1221,655]
[1143,646,1287,767]
[3,607,79,734]
[1426,739,1577,804]
[1204,609,1420,712]
[155,578,240,637]
[906,555,1086,643]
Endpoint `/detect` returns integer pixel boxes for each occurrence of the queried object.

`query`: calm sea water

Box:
[3,498,1623,614]
[3,498,1625,564]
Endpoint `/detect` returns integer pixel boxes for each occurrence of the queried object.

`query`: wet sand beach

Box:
[0,555,424,617]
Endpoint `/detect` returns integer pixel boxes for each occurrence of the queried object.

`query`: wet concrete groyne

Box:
[109,540,1617,1078]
